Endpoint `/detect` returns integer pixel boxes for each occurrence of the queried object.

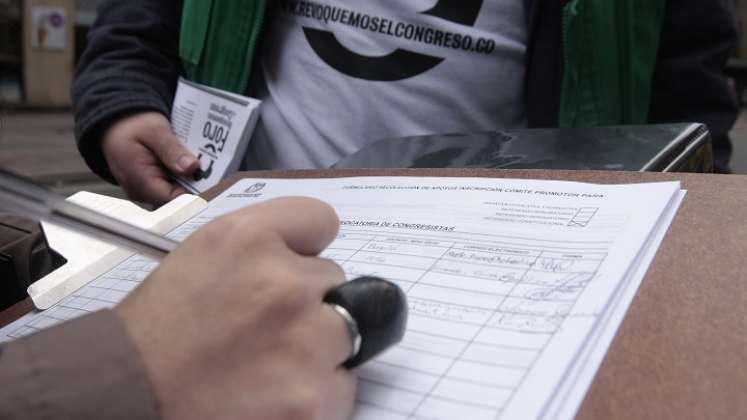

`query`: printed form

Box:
[0,177,683,420]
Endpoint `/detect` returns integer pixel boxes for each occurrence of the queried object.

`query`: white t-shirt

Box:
[245,0,528,169]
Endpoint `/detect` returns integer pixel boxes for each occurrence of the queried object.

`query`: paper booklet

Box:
[1,176,685,420]
[170,78,261,194]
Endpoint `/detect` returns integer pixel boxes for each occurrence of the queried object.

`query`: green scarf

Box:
[179,0,266,93]
[560,0,666,127]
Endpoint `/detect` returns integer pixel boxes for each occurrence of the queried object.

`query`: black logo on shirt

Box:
[295,0,485,81]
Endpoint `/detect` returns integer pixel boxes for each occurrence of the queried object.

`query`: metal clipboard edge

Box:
[639,123,710,172]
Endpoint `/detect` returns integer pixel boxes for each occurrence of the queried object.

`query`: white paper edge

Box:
[541,189,687,420]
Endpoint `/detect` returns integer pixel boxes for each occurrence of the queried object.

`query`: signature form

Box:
[0,177,684,420]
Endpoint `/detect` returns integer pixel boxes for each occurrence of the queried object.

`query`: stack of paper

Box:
[0,177,684,420]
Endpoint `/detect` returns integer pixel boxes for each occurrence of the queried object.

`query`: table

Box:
[2,169,746,419]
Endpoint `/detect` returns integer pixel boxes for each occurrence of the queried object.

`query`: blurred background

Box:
[1,0,747,199]
[0,0,126,197]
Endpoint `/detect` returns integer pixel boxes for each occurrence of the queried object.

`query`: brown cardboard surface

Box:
[210,169,747,420]
[2,169,745,419]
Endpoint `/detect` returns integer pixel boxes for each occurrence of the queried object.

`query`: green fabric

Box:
[560,0,666,127]
[179,0,266,93]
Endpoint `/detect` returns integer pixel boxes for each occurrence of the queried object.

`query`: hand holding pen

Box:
[0,169,406,420]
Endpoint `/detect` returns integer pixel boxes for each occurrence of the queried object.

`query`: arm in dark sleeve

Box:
[648,0,739,173]
[72,0,184,183]
[0,310,158,420]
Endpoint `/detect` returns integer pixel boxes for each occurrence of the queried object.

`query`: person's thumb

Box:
[139,116,200,176]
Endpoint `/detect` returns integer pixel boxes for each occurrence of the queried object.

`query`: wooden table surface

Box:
[3,169,746,420]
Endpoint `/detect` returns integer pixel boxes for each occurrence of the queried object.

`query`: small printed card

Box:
[170,78,261,193]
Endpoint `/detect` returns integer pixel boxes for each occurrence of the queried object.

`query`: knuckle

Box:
[208,212,265,241]
[205,214,283,255]
[231,216,282,248]
[310,258,346,289]
[320,258,346,280]
[301,198,339,227]
[283,386,322,420]
[199,220,231,248]
[163,137,184,157]
[262,262,305,305]
[205,214,315,306]
[198,217,258,256]
[248,260,310,319]
[206,213,237,236]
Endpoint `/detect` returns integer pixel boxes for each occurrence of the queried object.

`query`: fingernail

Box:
[177,155,196,172]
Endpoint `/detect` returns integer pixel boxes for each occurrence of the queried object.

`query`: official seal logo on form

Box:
[228,182,268,199]
[245,183,267,194]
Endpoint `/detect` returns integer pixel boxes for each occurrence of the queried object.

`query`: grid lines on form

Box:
[5,255,157,340]
[323,228,607,420]
[411,250,545,420]
[4,214,214,342]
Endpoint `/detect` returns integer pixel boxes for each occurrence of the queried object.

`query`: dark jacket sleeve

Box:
[72,0,184,183]
[648,0,739,173]
[0,310,158,420]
